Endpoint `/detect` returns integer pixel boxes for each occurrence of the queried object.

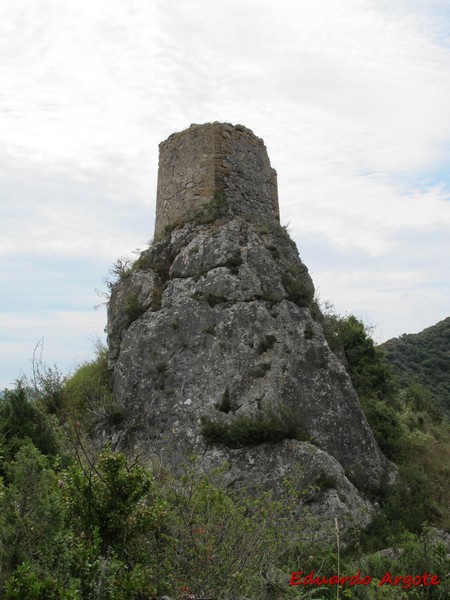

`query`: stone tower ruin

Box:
[107,122,389,537]
[154,122,280,239]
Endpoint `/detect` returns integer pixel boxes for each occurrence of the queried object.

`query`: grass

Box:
[201,406,309,448]
[125,292,146,326]
[281,264,314,308]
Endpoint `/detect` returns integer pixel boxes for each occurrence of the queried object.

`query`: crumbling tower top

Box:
[154,122,280,239]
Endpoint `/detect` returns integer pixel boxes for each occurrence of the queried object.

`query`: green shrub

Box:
[326,314,397,402]
[361,399,406,460]
[64,448,166,556]
[192,191,230,224]
[125,292,146,326]
[3,563,65,600]
[106,257,133,289]
[381,317,450,412]
[60,344,122,431]
[0,383,61,466]
[281,263,314,308]
[224,249,243,274]
[201,407,308,448]
[402,383,443,421]
[161,465,313,600]
[357,527,450,599]
[256,334,277,354]
[30,361,67,415]
[0,444,64,575]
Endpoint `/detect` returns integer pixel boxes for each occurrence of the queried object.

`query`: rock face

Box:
[107,123,388,534]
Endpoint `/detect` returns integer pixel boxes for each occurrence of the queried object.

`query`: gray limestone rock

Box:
[200,439,375,541]
[106,123,390,540]
[108,217,387,493]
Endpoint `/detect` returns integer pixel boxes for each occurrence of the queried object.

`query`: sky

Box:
[1,0,450,389]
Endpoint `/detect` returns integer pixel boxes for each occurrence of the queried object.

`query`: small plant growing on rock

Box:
[248,362,271,378]
[125,292,146,327]
[201,406,309,448]
[207,190,229,219]
[224,249,243,274]
[194,191,230,224]
[282,263,314,308]
[108,257,134,286]
[256,334,277,354]
[216,387,237,414]
[202,324,216,335]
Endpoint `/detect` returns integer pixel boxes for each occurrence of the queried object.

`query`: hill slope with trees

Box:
[0,313,448,598]
[381,317,450,412]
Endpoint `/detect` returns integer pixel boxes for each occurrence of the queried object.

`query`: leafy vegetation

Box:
[194,190,230,223]
[59,344,122,432]
[281,263,314,308]
[0,312,449,598]
[381,317,450,412]
[125,292,147,326]
[0,383,62,472]
[201,406,309,447]
[224,249,243,274]
[104,256,135,290]
[320,307,450,538]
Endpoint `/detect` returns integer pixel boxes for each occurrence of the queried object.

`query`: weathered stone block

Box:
[154,122,279,239]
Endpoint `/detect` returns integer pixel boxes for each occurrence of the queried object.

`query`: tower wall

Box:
[154,122,279,238]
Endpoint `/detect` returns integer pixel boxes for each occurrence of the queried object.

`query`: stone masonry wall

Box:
[154,122,280,239]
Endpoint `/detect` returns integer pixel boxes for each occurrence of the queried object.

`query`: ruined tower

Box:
[154,122,280,239]
[107,123,389,536]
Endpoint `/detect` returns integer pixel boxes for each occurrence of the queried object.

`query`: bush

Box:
[61,345,116,428]
[281,263,314,308]
[201,407,309,448]
[161,465,316,600]
[358,527,450,599]
[64,448,166,556]
[125,292,146,326]
[3,563,64,600]
[0,383,61,467]
[195,191,230,222]
[0,444,64,576]
[362,400,405,460]
[327,314,396,403]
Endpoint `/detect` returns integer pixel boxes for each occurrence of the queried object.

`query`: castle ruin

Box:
[108,123,389,537]
[154,122,280,239]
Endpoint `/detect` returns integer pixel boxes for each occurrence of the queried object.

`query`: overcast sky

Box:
[1,0,450,389]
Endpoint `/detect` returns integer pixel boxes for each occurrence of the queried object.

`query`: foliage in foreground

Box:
[0,309,449,598]
[0,424,449,599]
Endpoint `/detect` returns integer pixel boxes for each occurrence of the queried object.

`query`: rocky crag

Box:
[107,123,390,536]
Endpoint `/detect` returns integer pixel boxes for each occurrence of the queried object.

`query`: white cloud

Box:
[285,172,450,256]
[1,0,450,385]
[312,262,449,343]
[0,309,106,388]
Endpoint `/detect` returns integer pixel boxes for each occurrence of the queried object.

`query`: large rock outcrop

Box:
[107,123,389,535]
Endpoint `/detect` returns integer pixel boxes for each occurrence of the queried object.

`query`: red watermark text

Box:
[290,570,441,590]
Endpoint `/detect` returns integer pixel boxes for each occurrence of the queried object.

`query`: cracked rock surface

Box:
[107,216,389,534]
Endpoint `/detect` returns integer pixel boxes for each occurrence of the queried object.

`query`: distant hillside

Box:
[381,317,450,411]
